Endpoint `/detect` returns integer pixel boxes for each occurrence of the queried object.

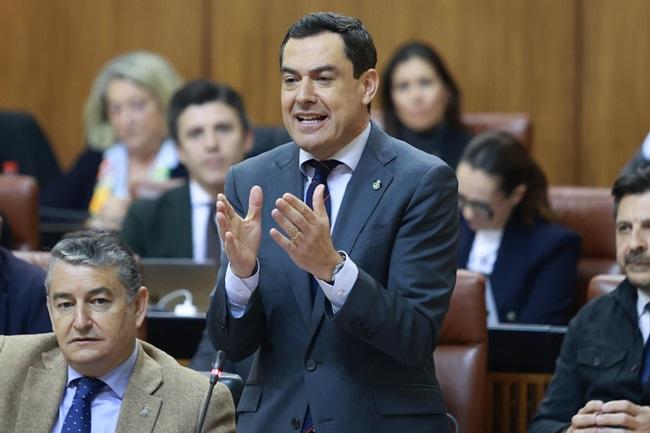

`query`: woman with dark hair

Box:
[381,41,472,168]
[457,131,580,325]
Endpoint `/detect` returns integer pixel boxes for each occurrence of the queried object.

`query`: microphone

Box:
[195,350,226,433]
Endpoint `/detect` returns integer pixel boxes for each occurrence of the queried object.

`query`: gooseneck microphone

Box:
[195,350,226,433]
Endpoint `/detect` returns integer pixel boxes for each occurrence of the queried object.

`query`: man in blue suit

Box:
[207,12,458,433]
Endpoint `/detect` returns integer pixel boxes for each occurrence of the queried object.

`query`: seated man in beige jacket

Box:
[0,230,235,433]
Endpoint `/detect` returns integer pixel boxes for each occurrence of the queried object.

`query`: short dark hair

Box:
[167,79,250,142]
[381,41,464,135]
[45,230,142,301]
[279,12,377,79]
[612,167,650,217]
[460,130,553,225]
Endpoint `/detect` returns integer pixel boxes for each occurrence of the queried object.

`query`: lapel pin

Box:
[140,406,151,417]
[372,179,382,191]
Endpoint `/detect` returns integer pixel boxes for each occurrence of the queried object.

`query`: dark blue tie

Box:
[61,377,105,433]
[305,159,341,219]
[302,160,340,433]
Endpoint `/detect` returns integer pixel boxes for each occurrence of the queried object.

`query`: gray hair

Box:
[45,230,142,301]
[83,51,183,151]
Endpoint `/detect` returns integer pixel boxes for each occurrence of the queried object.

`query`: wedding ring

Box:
[291,232,300,241]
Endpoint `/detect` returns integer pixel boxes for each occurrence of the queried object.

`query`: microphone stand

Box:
[195,350,226,433]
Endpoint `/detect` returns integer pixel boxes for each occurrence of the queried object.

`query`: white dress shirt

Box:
[51,343,139,433]
[467,229,504,326]
[189,180,218,261]
[637,289,650,344]
[225,123,372,316]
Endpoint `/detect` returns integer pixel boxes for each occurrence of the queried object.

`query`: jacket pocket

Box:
[372,385,446,415]
[577,347,625,368]
[354,224,392,250]
[237,384,262,413]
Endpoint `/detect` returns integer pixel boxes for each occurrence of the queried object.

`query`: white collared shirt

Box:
[189,180,218,261]
[225,123,371,315]
[467,229,504,325]
[637,289,650,343]
[51,343,139,433]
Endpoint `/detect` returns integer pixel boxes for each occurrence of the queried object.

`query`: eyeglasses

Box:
[458,194,494,219]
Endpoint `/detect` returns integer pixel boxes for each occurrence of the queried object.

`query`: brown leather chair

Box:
[461,112,532,150]
[587,274,625,301]
[0,174,40,250]
[434,270,487,433]
[548,186,620,311]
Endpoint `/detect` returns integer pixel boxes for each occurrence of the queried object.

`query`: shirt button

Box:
[305,358,317,371]
[290,417,301,430]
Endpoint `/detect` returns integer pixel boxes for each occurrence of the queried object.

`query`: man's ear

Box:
[243,130,254,156]
[133,286,149,328]
[360,68,379,106]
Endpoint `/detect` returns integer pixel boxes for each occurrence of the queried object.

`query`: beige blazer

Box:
[0,333,235,433]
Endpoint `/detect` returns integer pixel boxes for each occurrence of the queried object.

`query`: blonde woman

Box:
[41,51,185,230]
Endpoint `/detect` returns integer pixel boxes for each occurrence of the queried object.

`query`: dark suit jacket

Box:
[0,246,51,335]
[458,217,580,325]
[208,123,459,433]
[0,333,236,433]
[529,279,649,433]
[120,184,193,258]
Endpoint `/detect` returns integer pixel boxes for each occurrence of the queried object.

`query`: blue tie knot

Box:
[306,159,341,182]
[72,377,105,401]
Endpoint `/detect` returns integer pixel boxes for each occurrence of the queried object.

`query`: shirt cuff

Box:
[316,251,358,314]
[225,261,259,318]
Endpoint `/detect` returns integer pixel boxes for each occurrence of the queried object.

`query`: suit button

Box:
[305,358,317,371]
[593,357,601,366]
[290,417,301,430]
[506,311,517,322]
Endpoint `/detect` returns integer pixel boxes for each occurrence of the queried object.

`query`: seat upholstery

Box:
[461,112,532,150]
[587,274,625,301]
[434,270,487,433]
[548,186,620,310]
[0,174,40,250]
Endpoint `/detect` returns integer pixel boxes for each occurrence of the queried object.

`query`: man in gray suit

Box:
[208,12,458,433]
[0,230,235,433]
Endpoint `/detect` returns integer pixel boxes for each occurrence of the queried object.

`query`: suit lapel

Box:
[164,185,193,257]
[490,222,529,316]
[115,343,163,433]
[14,346,67,433]
[307,126,395,342]
[331,125,395,252]
[266,147,313,329]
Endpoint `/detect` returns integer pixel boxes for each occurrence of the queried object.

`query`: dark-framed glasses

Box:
[458,194,494,219]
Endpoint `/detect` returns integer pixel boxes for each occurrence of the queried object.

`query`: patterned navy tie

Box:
[61,377,105,433]
[206,202,220,261]
[305,159,341,219]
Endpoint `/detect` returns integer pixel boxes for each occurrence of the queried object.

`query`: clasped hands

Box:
[215,185,342,281]
[567,400,650,432]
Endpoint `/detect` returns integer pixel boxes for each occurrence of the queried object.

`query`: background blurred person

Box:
[457,131,580,325]
[40,51,186,230]
[381,41,472,168]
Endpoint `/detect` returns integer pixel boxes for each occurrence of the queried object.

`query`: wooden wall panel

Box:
[0,0,204,168]
[209,0,578,184]
[1,0,647,187]
[578,0,650,186]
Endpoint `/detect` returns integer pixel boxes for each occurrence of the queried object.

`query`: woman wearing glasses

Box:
[456,131,580,325]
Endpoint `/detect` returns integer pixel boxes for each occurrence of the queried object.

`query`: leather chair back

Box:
[461,112,532,150]
[587,274,625,301]
[0,174,40,250]
[434,270,487,433]
[548,186,620,310]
